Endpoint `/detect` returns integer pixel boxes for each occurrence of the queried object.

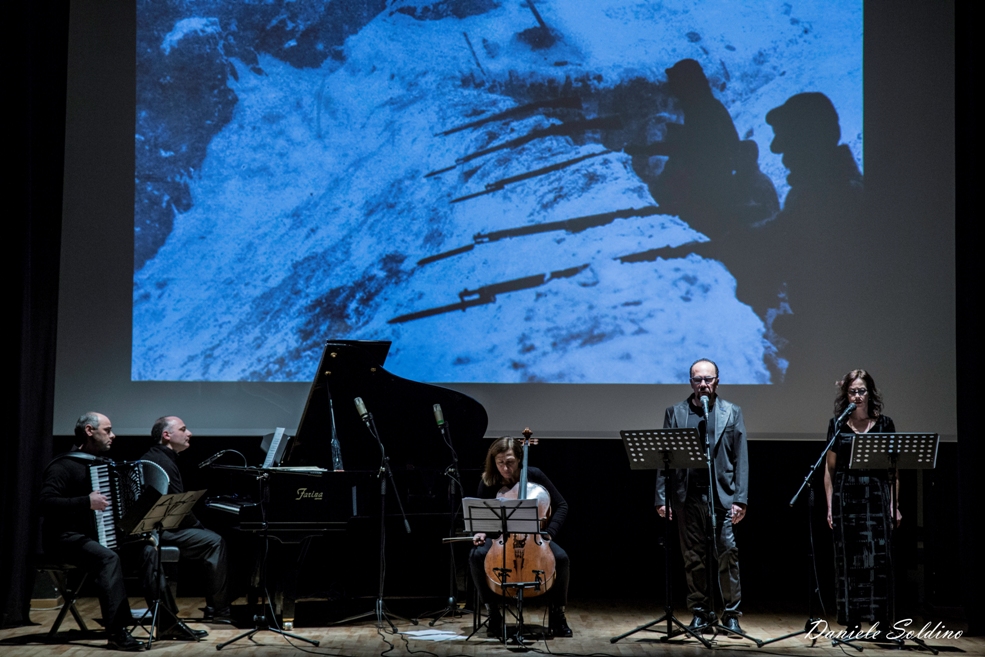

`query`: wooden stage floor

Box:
[2,597,979,656]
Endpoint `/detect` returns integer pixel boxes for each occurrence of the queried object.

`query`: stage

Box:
[1,596,978,657]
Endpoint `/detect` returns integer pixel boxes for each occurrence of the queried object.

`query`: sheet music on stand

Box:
[127,490,206,535]
[261,428,288,468]
[126,489,207,647]
[461,497,542,535]
[619,428,705,471]
[848,433,939,470]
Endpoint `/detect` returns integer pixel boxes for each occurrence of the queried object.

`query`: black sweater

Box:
[475,466,568,539]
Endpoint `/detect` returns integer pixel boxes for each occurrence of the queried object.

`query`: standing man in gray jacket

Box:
[656,359,748,635]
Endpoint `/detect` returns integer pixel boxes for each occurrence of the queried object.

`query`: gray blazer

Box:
[655,395,749,510]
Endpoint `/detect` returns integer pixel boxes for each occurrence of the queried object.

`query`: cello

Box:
[483,428,556,597]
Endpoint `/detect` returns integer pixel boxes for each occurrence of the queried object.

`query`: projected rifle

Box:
[450,150,612,203]
[417,206,664,266]
[434,96,583,137]
[426,116,623,178]
[388,264,589,324]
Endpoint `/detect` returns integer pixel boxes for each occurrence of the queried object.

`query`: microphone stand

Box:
[335,401,413,630]
[760,405,856,648]
[415,407,469,625]
[698,396,759,645]
[217,468,320,650]
[700,397,721,637]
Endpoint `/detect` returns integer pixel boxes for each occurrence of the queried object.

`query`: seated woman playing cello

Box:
[469,435,572,638]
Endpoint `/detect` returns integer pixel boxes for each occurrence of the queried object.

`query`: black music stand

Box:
[463,497,545,648]
[128,490,205,649]
[837,432,940,654]
[216,466,321,650]
[610,428,712,647]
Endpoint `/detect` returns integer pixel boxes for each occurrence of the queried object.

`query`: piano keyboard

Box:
[89,463,118,549]
[205,496,253,515]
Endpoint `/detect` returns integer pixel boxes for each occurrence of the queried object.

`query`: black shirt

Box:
[40,451,102,543]
[683,397,716,490]
[476,466,568,540]
[140,443,201,528]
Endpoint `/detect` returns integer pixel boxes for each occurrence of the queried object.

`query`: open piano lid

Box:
[283,340,489,472]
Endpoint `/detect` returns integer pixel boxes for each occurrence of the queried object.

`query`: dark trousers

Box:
[676,493,741,615]
[45,533,133,632]
[142,526,229,609]
[469,537,569,608]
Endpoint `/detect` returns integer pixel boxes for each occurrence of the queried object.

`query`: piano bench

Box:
[156,546,181,608]
[35,561,90,636]
[160,545,180,563]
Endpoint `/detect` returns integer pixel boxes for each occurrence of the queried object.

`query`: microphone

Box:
[355,397,370,422]
[834,402,857,429]
[700,395,710,417]
[433,404,445,427]
[197,450,228,469]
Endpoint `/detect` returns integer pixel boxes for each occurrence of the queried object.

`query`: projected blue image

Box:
[133,0,862,384]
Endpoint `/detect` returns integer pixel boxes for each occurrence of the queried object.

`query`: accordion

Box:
[90,460,169,549]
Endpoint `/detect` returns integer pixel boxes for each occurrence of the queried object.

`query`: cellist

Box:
[469,436,572,638]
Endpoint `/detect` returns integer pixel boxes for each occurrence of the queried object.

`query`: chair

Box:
[35,560,90,636]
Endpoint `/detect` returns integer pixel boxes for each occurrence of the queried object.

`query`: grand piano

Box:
[207,340,488,626]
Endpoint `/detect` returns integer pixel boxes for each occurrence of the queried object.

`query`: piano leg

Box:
[267,541,303,630]
[281,596,294,632]
[269,588,294,630]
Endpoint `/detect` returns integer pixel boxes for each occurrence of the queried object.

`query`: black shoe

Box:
[203,606,233,624]
[159,620,208,641]
[486,606,503,639]
[549,607,573,638]
[722,614,743,637]
[107,629,144,651]
[688,614,709,634]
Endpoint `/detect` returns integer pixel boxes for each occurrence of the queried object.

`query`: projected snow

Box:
[133,1,862,384]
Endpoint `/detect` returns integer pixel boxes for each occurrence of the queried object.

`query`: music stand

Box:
[463,497,545,647]
[842,432,940,654]
[610,428,712,647]
[127,490,205,649]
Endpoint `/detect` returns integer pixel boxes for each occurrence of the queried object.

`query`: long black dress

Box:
[828,414,896,625]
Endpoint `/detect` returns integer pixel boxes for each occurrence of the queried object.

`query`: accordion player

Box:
[39,412,165,651]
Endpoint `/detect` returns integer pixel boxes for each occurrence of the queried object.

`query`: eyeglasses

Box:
[690,376,718,384]
[848,388,868,396]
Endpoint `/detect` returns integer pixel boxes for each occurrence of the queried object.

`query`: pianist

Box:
[139,416,231,624]
[39,412,143,651]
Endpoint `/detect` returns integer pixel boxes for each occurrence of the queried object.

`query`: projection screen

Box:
[54,0,955,440]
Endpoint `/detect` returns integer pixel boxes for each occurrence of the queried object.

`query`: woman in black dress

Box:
[823,369,900,628]
[469,436,572,638]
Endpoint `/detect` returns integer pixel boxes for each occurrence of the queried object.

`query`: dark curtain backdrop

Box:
[3,1,69,628]
[952,2,980,637]
[4,0,977,633]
